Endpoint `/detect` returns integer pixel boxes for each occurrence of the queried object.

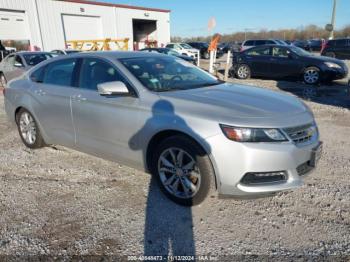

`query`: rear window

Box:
[23,53,52,66]
[246,46,270,56]
[244,40,255,46]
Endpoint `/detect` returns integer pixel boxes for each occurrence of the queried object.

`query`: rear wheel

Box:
[203,51,210,59]
[151,135,214,206]
[236,64,251,79]
[303,67,320,85]
[16,108,45,149]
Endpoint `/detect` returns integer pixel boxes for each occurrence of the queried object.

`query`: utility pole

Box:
[329,0,337,39]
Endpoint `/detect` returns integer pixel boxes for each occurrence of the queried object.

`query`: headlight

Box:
[220,124,288,142]
[325,62,341,69]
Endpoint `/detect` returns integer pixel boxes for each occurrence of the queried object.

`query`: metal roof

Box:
[61,0,171,13]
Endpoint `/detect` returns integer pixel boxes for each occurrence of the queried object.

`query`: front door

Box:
[269,47,302,78]
[71,57,140,164]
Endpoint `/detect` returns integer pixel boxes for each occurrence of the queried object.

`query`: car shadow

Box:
[129,100,212,258]
[275,80,350,109]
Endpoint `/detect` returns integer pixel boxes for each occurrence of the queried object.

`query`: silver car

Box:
[0,51,53,87]
[4,52,322,206]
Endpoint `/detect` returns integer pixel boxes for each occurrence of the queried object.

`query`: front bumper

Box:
[205,134,322,197]
[322,67,348,81]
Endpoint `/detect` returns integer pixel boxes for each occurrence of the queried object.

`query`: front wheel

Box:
[303,67,320,85]
[236,64,251,79]
[16,108,45,149]
[151,136,214,206]
[203,52,210,59]
[325,52,336,58]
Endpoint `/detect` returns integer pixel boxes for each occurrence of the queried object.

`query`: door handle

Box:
[72,94,87,102]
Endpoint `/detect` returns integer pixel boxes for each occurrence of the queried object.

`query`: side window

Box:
[244,40,254,46]
[43,59,76,86]
[246,47,270,56]
[336,40,347,46]
[255,40,266,46]
[272,47,290,58]
[30,66,45,83]
[79,58,128,91]
[15,55,24,65]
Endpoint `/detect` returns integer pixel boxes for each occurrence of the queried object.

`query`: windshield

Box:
[23,53,52,66]
[180,43,193,49]
[289,46,312,56]
[120,56,221,92]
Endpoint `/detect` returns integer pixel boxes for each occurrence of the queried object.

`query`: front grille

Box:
[283,123,317,145]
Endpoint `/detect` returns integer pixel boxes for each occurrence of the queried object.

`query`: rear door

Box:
[243,46,271,76]
[1,54,15,80]
[71,57,140,163]
[30,58,79,146]
[269,47,302,78]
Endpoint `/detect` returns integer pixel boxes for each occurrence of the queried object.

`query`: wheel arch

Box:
[146,129,218,189]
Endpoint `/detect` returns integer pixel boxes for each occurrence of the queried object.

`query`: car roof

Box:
[13,51,52,55]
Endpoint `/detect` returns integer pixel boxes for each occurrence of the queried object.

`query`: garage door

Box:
[0,10,30,40]
[62,14,103,41]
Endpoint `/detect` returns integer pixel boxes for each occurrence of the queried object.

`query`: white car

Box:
[165,43,199,58]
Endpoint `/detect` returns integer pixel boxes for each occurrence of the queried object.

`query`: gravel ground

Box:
[0,67,350,260]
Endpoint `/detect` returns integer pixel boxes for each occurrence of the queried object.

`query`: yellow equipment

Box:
[66,38,129,51]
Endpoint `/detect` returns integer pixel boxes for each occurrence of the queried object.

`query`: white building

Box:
[0,0,171,51]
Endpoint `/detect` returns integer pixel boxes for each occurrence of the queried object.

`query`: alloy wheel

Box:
[304,69,319,84]
[237,65,249,79]
[19,112,37,145]
[157,147,201,199]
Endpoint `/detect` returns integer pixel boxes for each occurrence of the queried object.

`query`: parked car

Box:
[51,49,81,55]
[309,39,322,52]
[292,40,311,51]
[140,48,196,64]
[4,51,322,206]
[231,45,348,84]
[165,43,199,59]
[241,39,287,51]
[0,51,53,87]
[217,42,241,53]
[186,42,224,59]
[186,42,210,59]
[321,38,350,60]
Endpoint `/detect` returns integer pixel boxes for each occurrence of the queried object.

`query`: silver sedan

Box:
[4,52,322,206]
[0,51,53,87]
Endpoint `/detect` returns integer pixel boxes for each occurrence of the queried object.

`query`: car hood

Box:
[158,83,311,126]
[304,54,346,65]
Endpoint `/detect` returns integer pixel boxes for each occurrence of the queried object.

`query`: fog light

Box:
[241,171,287,185]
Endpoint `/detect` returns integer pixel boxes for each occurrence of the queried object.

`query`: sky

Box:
[97,0,350,37]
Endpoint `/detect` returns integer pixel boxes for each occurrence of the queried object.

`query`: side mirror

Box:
[14,62,23,67]
[97,81,130,96]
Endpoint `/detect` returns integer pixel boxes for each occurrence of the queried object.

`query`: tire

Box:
[236,64,251,79]
[303,67,320,85]
[0,73,7,88]
[203,52,210,59]
[325,52,336,58]
[150,135,214,206]
[16,108,45,149]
